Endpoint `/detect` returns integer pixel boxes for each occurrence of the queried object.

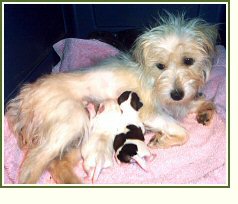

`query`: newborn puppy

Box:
[81,99,124,183]
[114,91,154,171]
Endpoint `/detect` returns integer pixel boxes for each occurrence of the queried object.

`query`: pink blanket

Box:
[4,38,227,185]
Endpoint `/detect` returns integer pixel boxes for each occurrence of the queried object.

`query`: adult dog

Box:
[6,13,218,183]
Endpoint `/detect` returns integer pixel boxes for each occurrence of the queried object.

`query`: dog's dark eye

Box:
[156,63,165,70]
[183,58,194,66]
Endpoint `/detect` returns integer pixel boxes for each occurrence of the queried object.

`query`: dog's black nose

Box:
[170,89,184,101]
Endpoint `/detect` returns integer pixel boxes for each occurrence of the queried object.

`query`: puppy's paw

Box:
[196,101,216,126]
[82,149,113,183]
[83,156,113,183]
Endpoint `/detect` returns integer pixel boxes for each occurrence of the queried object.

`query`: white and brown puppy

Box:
[6,13,218,183]
[114,91,153,171]
[117,91,144,132]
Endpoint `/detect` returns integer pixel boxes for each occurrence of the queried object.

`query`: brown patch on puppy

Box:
[131,92,143,111]
[117,143,138,163]
[117,91,130,105]
[113,125,144,152]
[113,133,126,152]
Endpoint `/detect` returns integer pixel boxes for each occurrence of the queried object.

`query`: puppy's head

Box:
[117,143,138,163]
[113,124,150,171]
[114,138,152,171]
[118,91,143,112]
[132,12,218,106]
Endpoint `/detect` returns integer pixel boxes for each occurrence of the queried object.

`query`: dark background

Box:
[4,4,226,104]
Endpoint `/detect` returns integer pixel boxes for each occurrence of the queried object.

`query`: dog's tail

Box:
[6,81,90,183]
[17,101,89,183]
[5,84,36,149]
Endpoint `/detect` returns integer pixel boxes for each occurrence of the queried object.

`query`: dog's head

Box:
[133,12,218,106]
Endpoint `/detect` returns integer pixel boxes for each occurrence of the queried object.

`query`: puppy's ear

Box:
[113,133,126,151]
[131,92,143,111]
[118,91,131,105]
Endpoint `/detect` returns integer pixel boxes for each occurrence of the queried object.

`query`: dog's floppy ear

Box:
[191,20,218,58]
[132,35,148,66]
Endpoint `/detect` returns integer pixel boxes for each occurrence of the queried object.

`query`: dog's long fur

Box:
[5,13,218,183]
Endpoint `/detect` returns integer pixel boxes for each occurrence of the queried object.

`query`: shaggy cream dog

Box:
[6,13,218,183]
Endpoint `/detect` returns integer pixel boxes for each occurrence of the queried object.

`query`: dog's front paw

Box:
[148,129,188,149]
[196,101,216,126]
[148,132,176,149]
[148,132,164,149]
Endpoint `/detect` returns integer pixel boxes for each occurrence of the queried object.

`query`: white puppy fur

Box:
[6,13,218,183]
[81,100,124,183]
